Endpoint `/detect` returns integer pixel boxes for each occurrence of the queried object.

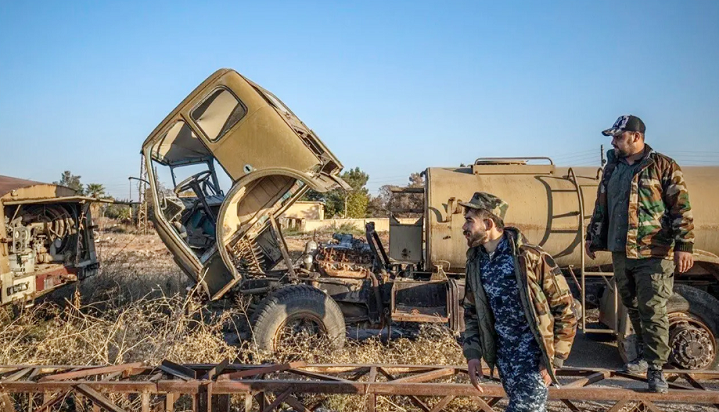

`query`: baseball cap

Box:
[458,192,509,220]
[602,115,646,137]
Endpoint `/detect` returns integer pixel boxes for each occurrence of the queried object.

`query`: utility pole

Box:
[136,156,149,234]
[600,145,607,167]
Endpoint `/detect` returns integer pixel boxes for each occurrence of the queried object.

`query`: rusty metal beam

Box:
[75,384,127,412]
[0,363,717,412]
[225,362,306,380]
[40,363,143,382]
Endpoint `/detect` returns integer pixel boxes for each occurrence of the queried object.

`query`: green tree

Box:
[370,172,424,218]
[54,171,85,195]
[85,183,106,198]
[302,167,370,218]
[104,200,132,222]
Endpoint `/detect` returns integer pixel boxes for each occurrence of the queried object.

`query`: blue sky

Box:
[1,1,718,199]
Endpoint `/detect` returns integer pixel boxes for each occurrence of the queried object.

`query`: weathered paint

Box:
[142,69,350,298]
[425,162,719,274]
[0,176,98,305]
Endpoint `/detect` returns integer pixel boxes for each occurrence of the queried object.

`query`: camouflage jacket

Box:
[462,227,578,383]
[586,145,694,259]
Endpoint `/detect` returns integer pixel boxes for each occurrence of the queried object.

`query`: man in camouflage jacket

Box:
[461,192,577,412]
[586,115,694,393]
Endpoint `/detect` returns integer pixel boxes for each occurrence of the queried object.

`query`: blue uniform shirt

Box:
[478,235,541,362]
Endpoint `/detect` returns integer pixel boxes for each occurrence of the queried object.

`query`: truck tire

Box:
[618,284,719,370]
[667,284,719,370]
[250,285,346,353]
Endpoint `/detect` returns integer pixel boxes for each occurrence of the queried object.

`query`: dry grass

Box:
[0,231,710,411]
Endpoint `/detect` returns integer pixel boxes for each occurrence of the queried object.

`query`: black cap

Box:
[602,115,646,137]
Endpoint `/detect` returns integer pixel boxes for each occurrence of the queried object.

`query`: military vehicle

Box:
[0,176,99,306]
[382,159,719,370]
[143,69,719,370]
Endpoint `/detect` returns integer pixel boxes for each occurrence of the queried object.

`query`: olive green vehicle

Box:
[142,69,353,350]
[0,176,99,306]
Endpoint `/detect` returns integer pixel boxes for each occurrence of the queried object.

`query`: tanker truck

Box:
[378,158,719,370]
[142,68,719,370]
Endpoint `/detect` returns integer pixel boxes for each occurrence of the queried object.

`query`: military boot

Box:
[623,357,649,374]
[647,368,668,393]
[623,342,648,374]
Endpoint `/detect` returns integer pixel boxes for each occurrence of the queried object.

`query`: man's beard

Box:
[614,146,629,158]
[465,231,489,247]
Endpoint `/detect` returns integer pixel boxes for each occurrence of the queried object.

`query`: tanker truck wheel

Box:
[250,284,346,353]
[618,284,719,370]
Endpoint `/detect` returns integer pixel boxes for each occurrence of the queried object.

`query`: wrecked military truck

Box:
[0,176,99,306]
[144,69,719,371]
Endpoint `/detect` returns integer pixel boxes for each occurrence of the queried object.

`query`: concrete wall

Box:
[300,217,420,233]
[282,201,324,220]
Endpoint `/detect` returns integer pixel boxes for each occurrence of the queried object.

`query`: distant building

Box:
[281,200,324,229]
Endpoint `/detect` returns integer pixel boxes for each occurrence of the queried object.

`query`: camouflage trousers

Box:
[612,253,675,368]
[497,355,548,412]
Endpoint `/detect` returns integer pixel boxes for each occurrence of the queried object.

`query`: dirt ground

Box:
[76,229,718,411]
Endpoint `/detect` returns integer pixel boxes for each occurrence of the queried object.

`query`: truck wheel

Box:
[667,284,719,370]
[250,285,346,353]
[618,284,719,370]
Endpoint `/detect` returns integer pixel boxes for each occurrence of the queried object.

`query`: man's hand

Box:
[539,363,552,387]
[467,359,484,393]
[675,251,694,274]
[584,241,596,260]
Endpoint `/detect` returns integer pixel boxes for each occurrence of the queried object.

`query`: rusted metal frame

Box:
[606,399,633,412]
[283,395,312,412]
[346,367,371,382]
[389,368,456,384]
[32,390,70,412]
[0,368,33,412]
[199,359,229,381]
[226,362,306,380]
[102,372,124,382]
[4,377,719,402]
[560,399,581,412]
[472,396,496,412]
[262,387,292,412]
[74,384,127,412]
[563,371,610,388]
[680,372,707,390]
[140,392,150,412]
[640,398,666,412]
[1,382,156,393]
[303,364,449,374]
[376,367,431,412]
[1,369,33,383]
[366,367,377,412]
[612,371,696,391]
[165,392,175,412]
[39,363,143,382]
[198,380,719,404]
[158,361,196,381]
[0,393,13,412]
[254,392,267,412]
[428,395,455,412]
[678,373,719,409]
[286,370,351,382]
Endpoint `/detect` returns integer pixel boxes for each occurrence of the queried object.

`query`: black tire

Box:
[618,284,719,370]
[250,285,346,352]
[668,284,719,370]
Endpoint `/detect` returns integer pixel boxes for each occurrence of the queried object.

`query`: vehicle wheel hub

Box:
[669,316,716,370]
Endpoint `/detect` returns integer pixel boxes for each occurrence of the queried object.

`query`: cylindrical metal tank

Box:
[424,159,719,273]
